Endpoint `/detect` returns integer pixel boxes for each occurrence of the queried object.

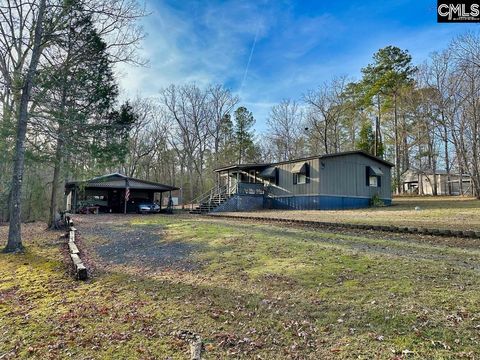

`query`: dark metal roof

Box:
[214,163,270,173]
[318,151,394,167]
[66,173,178,192]
[259,167,277,179]
[215,151,394,172]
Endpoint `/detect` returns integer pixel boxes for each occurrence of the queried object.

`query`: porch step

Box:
[189,196,231,214]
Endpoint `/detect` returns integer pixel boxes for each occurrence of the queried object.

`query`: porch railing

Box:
[236,182,265,195]
[190,183,230,211]
[189,182,265,211]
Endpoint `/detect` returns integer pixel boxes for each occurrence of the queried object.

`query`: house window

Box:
[366,166,382,187]
[296,173,307,184]
[293,162,310,185]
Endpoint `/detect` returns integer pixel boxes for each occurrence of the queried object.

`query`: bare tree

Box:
[1,0,49,252]
[207,84,239,162]
[0,0,146,250]
[450,32,480,197]
[160,84,211,201]
[122,98,159,177]
[303,76,349,154]
[266,99,305,161]
[425,52,454,195]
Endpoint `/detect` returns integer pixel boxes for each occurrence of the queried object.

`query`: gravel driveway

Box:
[77,215,201,271]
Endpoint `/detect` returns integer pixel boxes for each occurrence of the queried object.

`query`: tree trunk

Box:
[188,165,194,203]
[402,114,409,170]
[443,124,451,195]
[374,95,382,157]
[5,0,46,253]
[324,119,329,154]
[418,134,423,195]
[459,166,464,195]
[48,134,65,229]
[394,93,401,194]
[48,79,68,229]
[471,97,480,198]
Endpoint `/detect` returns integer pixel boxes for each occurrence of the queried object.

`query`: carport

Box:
[65,173,179,214]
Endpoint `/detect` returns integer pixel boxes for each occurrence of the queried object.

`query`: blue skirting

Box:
[212,194,265,212]
[212,194,392,212]
[267,195,391,210]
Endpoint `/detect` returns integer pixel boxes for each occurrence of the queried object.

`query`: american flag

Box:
[125,187,130,201]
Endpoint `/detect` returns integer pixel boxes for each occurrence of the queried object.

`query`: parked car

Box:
[135,200,161,214]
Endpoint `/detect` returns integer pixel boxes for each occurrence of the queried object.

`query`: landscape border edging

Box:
[66,217,88,280]
[206,214,480,239]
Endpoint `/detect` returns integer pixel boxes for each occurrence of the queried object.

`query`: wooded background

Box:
[1,1,480,238]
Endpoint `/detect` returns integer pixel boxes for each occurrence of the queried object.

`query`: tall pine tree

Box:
[356,121,383,156]
[35,5,132,228]
[360,46,416,192]
[233,107,258,164]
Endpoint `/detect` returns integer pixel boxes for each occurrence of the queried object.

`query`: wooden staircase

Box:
[189,185,233,214]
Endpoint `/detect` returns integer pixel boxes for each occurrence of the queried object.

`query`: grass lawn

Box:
[217,196,480,231]
[1,214,480,359]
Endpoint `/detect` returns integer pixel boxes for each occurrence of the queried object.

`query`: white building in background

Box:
[402,169,473,196]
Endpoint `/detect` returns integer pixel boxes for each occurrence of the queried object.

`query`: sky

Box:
[116,0,476,131]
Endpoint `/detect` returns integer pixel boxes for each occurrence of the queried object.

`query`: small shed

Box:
[65,173,178,214]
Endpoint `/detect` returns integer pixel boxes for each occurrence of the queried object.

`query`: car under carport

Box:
[65,173,179,214]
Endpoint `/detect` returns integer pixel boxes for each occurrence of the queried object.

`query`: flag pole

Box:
[124,178,129,214]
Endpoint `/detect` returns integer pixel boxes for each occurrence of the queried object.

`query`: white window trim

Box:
[297,173,307,184]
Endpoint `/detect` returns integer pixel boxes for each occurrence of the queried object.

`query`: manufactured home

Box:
[191,151,393,213]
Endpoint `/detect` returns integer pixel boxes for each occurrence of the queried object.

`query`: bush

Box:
[370,193,385,207]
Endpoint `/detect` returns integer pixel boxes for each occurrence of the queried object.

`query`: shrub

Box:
[371,193,385,207]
